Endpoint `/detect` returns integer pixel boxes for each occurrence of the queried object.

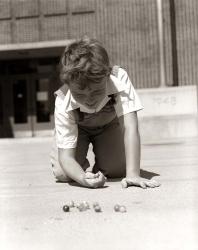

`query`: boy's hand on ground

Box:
[84,171,106,188]
[121,177,160,189]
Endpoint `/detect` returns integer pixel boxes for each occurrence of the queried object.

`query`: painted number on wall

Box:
[153,96,177,106]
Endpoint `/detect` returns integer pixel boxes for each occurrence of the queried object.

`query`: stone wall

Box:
[0,0,198,89]
[138,85,198,142]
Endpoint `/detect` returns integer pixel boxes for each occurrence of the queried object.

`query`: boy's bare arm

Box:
[58,148,106,188]
[122,112,141,178]
[121,112,160,188]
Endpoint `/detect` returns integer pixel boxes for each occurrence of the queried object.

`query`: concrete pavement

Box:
[0,137,198,250]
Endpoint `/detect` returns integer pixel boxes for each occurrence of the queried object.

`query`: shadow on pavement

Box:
[140,169,160,179]
[107,169,160,182]
[68,182,109,189]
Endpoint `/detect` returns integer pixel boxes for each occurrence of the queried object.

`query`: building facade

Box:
[0,0,197,138]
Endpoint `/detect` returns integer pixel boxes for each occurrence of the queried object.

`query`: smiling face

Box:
[70,77,107,109]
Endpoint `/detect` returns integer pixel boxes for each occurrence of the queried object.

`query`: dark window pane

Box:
[13,80,27,123]
[0,62,7,74]
[8,60,37,74]
[36,78,50,122]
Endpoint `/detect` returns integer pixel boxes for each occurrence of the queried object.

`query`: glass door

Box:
[0,58,58,138]
[3,73,55,137]
[9,75,33,137]
[30,73,54,136]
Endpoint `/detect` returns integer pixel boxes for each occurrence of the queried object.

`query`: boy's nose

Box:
[87,96,95,103]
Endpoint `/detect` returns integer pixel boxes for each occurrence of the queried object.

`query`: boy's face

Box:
[70,77,107,110]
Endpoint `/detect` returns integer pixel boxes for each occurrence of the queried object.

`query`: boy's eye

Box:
[93,90,104,96]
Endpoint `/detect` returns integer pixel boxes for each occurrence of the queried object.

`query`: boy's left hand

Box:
[121,177,160,189]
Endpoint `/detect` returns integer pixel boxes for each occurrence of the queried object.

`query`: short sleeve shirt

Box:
[54,67,143,149]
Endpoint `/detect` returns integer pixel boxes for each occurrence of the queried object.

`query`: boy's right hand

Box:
[84,171,106,188]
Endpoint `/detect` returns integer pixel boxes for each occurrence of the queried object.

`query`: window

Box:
[36,78,50,122]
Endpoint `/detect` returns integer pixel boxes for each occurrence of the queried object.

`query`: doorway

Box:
[0,73,56,137]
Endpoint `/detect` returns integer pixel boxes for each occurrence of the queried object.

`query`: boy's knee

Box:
[51,163,71,183]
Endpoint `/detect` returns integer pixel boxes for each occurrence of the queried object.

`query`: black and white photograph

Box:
[0,0,197,249]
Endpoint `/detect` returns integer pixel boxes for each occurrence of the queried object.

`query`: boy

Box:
[50,37,160,189]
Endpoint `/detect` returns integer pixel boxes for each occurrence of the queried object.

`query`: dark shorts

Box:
[51,117,126,182]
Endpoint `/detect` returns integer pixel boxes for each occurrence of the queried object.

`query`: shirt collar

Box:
[107,74,126,94]
[62,73,126,113]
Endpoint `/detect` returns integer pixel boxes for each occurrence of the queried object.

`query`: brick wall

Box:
[0,0,197,88]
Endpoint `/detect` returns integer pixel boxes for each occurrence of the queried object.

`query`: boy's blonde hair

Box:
[60,37,111,89]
